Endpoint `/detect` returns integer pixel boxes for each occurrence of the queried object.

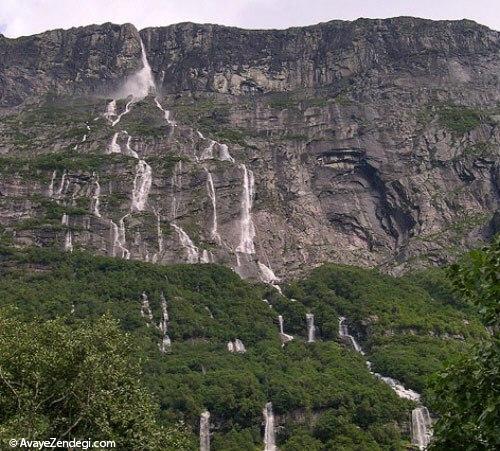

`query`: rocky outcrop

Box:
[0,17,498,280]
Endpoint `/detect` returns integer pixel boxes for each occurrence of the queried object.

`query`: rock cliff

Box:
[0,17,498,280]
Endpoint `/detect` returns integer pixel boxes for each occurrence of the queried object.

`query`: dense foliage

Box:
[0,313,193,450]
[283,264,483,395]
[0,244,484,449]
[430,236,499,450]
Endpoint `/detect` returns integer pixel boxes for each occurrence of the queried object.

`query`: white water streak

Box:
[110,215,130,259]
[91,173,101,217]
[412,407,433,450]
[171,223,200,264]
[306,313,315,343]
[131,159,152,212]
[205,170,221,244]
[48,170,57,197]
[108,132,122,154]
[154,97,176,126]
[263,402,276,451]
[236,164,256,254]
[61,214,73,252]
[200,411,210,451]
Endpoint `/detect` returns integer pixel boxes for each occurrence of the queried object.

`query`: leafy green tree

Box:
[430,236,500,450]
[0,312,193,450]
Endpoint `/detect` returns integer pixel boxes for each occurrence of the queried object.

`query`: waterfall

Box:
[258,262,280,284]
[152,211,164,263]
[205,170,221,244]
[200,250,212,264]
[61,214,73,252]
[338,316,365,354]
[236,164,256,255]
[118,39,156,100]
[158,292,171,353]
[104,99,117,122]
[218,143,235,162]
[306,313,315,343]
[374,375,421,402]
[131,159,152,212]
[234,339,246,353]
[56,170,67,199]
[140,292,154,322]
[154,97,176,126]
[227,339,246,353]
[200,140,216,160]
[199,410,211,451]
[338,317,433,446]
[411,407,432,450]
[106,37,156,129]
[91,173,101,217]
[48,170,57,197]
[278,315,294,345]
[123,132,139,158]
[171,223,200,263]
[263,402,276,451]
[110,215,130,259]
[169,160,200,263]
[111,99,133,127]
[171,160,183,219]
[108,132,122,154]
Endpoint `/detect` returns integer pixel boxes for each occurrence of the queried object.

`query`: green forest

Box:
[0,239,496,450]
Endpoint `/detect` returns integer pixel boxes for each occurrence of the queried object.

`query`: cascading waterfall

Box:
[110,215,130,259]
[91,173,101,217]
[205,170,221,244]
[263,402,276,451]
[123,132,139,158]
[338,317,432,447]
[119,39,156,100]
[200,140,216,160]
[152,211,164,263]
[278,315,294,345]
[140,291,154,322]
[236,164,256,255]
[412,406,433,450]
[306,313,315,343]
[338,316,365,354]
[108,132,122,154]
[375,375,421,401]
[199,411,211,451]
[171,223,201,263]
[61,214,73,252]
[218,143,235,162]
[170,160,202,263]
[104,100,116,121]
[110,99,133,127]
[56,170,67,199]
[48,170,57,197]
[158,292,171,353]
[131,159,152,212]
[154,97,176,127]
[227,339,246,353]
[258,261,280,284]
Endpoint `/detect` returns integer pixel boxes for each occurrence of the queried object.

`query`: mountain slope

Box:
[0,245,483,449]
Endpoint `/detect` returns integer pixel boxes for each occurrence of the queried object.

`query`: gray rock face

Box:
[0,22,142,106]
[0,17,498,280]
